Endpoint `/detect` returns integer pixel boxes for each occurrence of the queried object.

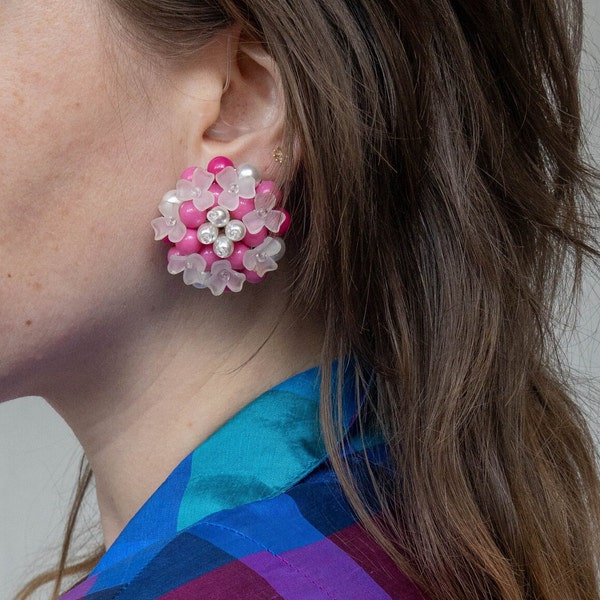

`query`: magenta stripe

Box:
[59,576,97,600]
[242,537,391,600]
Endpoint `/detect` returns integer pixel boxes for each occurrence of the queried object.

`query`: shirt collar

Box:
[93,364,359,574]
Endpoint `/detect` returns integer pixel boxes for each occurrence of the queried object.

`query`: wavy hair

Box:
[18,1,600,598]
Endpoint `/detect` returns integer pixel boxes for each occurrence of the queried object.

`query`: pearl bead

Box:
[213,235,234,258]
[197,223,219,244]
[237,163,261,181]
[207,206,230,228]
[272,238,286,261]
[225,220,247,242]
[162,190,179,205]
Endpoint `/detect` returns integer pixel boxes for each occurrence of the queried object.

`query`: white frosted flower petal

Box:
[215,166,237,190]
[151,217,173,241]
[193,190,215,211]
[168,253,208,285]
[254,192,276,211]
[242,211,265,235]
[176,179,195,202]
[242,237,282,276]
[182,268,209,286]
[167,221,186,243]
[205,260,246,296]
[191,167,214,191]
[242,192,283,234]
[167,254,187,275]
[264,210,285,233]
[238,175,257,199]
[176,168,214,208]
[216,166,256,211]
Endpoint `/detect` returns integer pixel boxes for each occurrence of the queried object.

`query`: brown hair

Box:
[18,0,600,598]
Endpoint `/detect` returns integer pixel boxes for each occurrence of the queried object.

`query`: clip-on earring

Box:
[151,157,291,296]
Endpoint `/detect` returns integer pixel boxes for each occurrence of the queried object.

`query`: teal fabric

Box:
[177,369,327,530]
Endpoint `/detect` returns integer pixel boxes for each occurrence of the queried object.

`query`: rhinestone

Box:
[228,184,240,195]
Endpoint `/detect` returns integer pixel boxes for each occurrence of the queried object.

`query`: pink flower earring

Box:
[152,157,291,296]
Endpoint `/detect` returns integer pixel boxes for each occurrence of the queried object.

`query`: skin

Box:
[0,0,323,546]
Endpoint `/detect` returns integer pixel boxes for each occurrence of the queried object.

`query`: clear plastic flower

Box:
[151,191,187,243]
[215,166,256,211]
[242,191,286,234]
[167,253,208,286]
[205,260,246,296]
[176,167,215,211]
[242,237,284,277]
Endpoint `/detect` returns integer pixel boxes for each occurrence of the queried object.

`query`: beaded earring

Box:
[151,156,291,296]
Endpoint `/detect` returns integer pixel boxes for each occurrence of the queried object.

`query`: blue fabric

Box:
[60,365,426,600]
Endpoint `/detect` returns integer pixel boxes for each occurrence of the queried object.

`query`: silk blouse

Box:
[60,367,426,599]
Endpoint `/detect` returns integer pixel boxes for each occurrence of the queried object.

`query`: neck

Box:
[41,271,324,548]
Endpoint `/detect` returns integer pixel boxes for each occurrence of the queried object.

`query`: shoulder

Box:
[64,466,426,599]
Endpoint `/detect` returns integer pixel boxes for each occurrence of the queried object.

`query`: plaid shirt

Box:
[61,368,426,600]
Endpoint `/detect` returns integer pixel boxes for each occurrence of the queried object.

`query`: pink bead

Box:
[256,180,275,195]
[163,237,174,246]
[229,243,250,270]
[176,229,201,254]
[167,247,181,260]
[179,201,207,228]
[200,246,218,268]
[208,182,222,205]
[256,180,282,204]
[244,269,266,284]
[278,209,292,236]
[207,156,234,174]
[230,196,254,220]
[180,166,196,181]
[243,227,268,247]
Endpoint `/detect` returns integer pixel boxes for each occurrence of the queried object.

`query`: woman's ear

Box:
[176,28,285,173]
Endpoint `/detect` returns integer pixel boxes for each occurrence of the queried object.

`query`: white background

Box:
[1,3,599,599]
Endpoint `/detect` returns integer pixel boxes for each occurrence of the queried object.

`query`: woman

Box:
[6,0,600,598]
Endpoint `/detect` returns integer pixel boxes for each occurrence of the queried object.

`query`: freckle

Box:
[25,320,32,326]
[33,282,43,291]
[7,273,12,278]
